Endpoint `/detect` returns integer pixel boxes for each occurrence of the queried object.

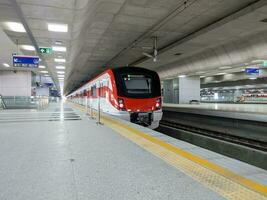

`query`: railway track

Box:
[159,119,267,152]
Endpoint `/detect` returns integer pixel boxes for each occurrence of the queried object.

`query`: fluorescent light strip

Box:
[58,74,65,78]
[48,23,68,32]
[57,71,65,74]
[52,46,66,52]
[21,45,35,51]
[54,58,66,63]
[40,71,48,73]
[4,22,26,32]
[55,66,65,69]
[216,72,227,75]
[3,63,10,67]
[39,65,46,69]
[179,75,186,78]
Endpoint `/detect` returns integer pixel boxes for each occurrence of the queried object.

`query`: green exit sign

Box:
[263,60,267,67]
[39,47,52,54]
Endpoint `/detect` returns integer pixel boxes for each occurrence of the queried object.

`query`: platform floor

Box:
[164,103,267,114]
[0,102,266,200]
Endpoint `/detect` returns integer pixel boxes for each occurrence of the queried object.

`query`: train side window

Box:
[92,85,97,97]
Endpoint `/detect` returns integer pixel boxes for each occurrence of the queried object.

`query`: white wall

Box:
[0,71,31,96]
[179,76,200,104]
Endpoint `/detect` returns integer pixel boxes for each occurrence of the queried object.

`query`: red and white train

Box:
[67,67,162,129]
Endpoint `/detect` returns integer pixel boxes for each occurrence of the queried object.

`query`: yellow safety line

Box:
[70,102,267,199]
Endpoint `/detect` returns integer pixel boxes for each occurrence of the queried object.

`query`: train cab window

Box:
[113,67,161,98]
[122,74,152,94]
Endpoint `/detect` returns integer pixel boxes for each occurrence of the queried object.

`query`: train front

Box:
[112,67,162,129]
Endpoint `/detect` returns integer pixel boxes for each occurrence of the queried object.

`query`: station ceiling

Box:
[0,0,267,94]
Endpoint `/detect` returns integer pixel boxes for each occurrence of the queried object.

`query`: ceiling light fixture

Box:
[48,23,68,32]
[219,66,232,70]
[57,71,65,74]
[251,59,264,63]
[58,74,65,78]
[40,71,48,73]
[3,63,10,67]
[4,22,26,32]
[178,75,186,78]
[21,45,35,51]
[39,65,46,69]
[249,77,257,80]
[55,66,65,69]
[54,58,66,63]
[55,41,63,45]
[216,72,227,75]
[52,46,66,52]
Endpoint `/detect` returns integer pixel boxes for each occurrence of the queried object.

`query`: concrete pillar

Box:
[162,79,173,103]
[179,76,200,104]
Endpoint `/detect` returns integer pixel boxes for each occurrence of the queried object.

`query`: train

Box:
[67,66,162,129]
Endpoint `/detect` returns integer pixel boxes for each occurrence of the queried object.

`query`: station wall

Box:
[0,71,31,96]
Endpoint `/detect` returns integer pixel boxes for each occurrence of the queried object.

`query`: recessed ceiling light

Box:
[58,74,65,78]
[54,58,66,63]
[178,75,186,78]
[48,23,68,32]
[39,65,46,69]
[216,72,227,75]
[249,77,257,80]
[4,22,26,32]
[21,45,35,51]
[251,59,264,63]
[55,41,63,45]
[55,66,65,69]
[57,71,65,74]
[40,71,48,73]
[52,46,66,52]
[219,66,232,69]
[44,74,50,77]
[3,63,10,67]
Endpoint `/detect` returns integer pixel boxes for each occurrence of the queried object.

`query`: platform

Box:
[163,103,267,122]
[0,102,266,200]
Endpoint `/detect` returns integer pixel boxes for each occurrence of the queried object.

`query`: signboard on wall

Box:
[245,68,259,74]
[13,55,39,68]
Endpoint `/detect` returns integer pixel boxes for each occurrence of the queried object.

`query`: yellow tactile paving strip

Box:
[71,103,267,200]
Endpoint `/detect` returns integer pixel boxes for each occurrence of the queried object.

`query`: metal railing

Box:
[0,96,49,110]
[0,95,6,109]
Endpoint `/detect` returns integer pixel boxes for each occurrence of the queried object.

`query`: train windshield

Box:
[113,67,161,98]
[122,74,152,95]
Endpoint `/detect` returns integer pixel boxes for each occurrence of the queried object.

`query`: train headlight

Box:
[155,98,161,110]
[118,98,126,110]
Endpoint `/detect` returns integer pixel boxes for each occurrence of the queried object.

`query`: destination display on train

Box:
[13,55,39,68]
